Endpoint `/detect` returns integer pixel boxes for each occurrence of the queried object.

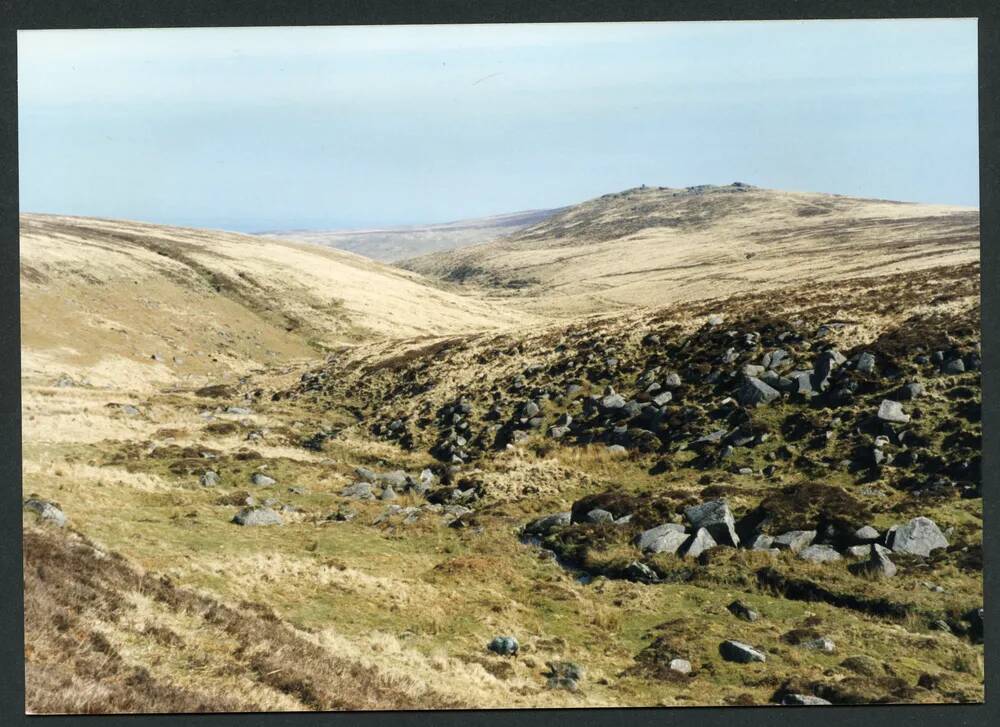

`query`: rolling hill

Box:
[400,184,980,315]
[259,207,564,263]
[20,214,529,389]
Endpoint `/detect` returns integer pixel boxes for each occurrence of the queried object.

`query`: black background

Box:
[0,2,996,726]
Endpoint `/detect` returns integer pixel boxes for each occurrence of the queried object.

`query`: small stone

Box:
[877,400,910,424]
[487,635,519,656]
[856,352,876,373]
[525,512,572,536]
[232,506,282,526]
[942,358,966,374]
[781,694,832,706]
[668,658,692,674]
[250,472,276,487]
[727,600,760,622]
[800,637,836,653]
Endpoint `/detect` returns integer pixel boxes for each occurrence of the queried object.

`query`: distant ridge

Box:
[258,207,566,263]
[399,183,979,315]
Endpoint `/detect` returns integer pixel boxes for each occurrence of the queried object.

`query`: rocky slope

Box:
[20,202,983,710]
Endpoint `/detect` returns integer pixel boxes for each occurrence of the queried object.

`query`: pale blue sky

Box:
[18,20,979,232]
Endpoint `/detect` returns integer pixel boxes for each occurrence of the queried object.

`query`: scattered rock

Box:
[525,512,572,536]
[681,527,717,558]
[887,517,948,557]
[800,637,836,653]
[798,545,843,563]
[727,600,760,622]
[781,694,832,706]
[772,530,816,554]
[668,658,692,675]
[24,498,67,527]
[232,506,282,526]
[250,472,277,487]
[341,482,376,500]
[738,377,781,407]
[635,523,688,555]
[849,544,897,578]
[719,640,766,663]
[200,470,220,487]
[877,399,910,424]
[684,499,739,547]
[487,635,519,656]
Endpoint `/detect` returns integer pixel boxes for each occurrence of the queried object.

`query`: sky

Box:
[18,19,979,232]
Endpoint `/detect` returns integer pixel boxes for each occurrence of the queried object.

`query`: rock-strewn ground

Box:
[24,256,982,710]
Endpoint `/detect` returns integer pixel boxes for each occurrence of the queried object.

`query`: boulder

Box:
[623,560,658,582]
[852,525,880,544]
[719,640,766,663]
[525,512,571,536]
[585,508,616,524]
[738,377,780,407]
[798,544,843,563]
[887,517,948,557]
[232,506,282,526]
[856,352,876,374]
[24,498,67,527]
[781,694,832,706]
[380,486,397,501]
[772,530,816,554]
[635,523,688,555]
[668,658,692,675]
[684,499,739,547]
[601,393,626,409]
[354,466,378,482]
[942,358,966,374]
[200,470,221,487]
[250,472,276,487]
[680,527,717,558]
[376,470,409,488]
[800,637,836,653]
[749,534,775,550]
[663,372,682,388]
[652,392,673,407]
[900,382,925,400]
[849,544,897,577]
[877,400,910,424]
[341,482,376,500]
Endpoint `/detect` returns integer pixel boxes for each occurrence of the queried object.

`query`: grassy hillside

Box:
[20,214,530,390]
[400,184,979,315]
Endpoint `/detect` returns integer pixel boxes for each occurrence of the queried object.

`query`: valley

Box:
[20,185,983,712]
